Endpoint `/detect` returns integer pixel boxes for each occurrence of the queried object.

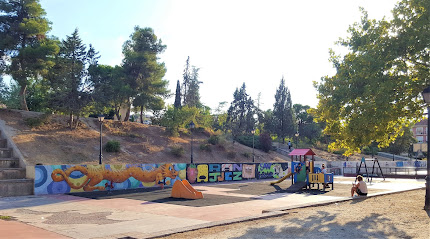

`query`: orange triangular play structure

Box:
[171,179,203,199]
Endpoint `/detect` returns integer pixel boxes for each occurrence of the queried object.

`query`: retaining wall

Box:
[34,161,329,195]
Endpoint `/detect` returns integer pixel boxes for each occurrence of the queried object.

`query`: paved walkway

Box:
[0,177,425,239]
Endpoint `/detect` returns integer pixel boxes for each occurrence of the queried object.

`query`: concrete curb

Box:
[143,187,425,239]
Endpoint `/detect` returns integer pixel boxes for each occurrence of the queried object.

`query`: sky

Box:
[38,0,399,112]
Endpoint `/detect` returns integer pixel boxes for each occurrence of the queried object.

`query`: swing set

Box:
[356,157,385,183]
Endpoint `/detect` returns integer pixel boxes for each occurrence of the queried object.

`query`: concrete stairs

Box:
[0,136,33,197]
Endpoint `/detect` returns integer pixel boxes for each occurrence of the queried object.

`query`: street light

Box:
[421,86,430,210]
[98,115,104,165]
[251,129,255,162]
[189,121,195,164]
[295,132,300,149]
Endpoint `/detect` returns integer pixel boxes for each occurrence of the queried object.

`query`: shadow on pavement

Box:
[69,187,252,207]
[231,211,412,239]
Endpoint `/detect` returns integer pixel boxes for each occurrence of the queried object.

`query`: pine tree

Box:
[186,67,202,108]
[122,26,168,121]
[0,0,58,110]
[273,76,295,143]
[48,29,98,129]
[174,80,182,108]
[227,83,256,140]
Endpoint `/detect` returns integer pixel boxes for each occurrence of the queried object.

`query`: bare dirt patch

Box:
[0,109,292,165]
[158,189,430,239]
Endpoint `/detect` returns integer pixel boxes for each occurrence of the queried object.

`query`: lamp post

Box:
[98,115,104,165]
[421,86,430,210]
[189,121,195,164]
[251,129,255,162]
[295,132,299,149]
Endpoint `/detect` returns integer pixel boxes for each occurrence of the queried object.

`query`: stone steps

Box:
[0,158,19,168]
[0,179,34,197]
[0,130,33,197]
[0,168,26,180]
[0,148,12,158]
[0,139,7,148]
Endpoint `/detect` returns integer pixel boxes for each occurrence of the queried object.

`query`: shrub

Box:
[236,135,261,150]
[24,113,51,128]
[227,151,236,159]
[208,135,219,145]
[242,152,251,158]
[104,140,120,152]
[332,149,346,155]
[259,133,272,152]
[200,143,211,152]
[170,145,184,157]
[0,215,12,220]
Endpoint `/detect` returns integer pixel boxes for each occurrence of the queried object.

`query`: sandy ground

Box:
[158,189,430,239]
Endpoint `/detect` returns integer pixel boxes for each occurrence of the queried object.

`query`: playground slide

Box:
[270,172,294,185]
[171,180,203,199]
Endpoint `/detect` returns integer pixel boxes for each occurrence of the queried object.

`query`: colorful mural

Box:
[186,163,290,183]
[34,163,187,195]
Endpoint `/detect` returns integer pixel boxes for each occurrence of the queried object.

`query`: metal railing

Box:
[343,167,426,177]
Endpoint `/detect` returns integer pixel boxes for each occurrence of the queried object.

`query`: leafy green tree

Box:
[122,26,167,121]
[314,1,429,155]
[273,77,295,143]
[212,101,228,132]
[0,0,59,110]
[48,29,98,128]
[0,76,9,105]
[294,104,322,144]
[262,109,275,134]
[383,127,416,155]
[174,80,181,108]
[181,57,202,108]
[88,64,131,119]
[161,105,200,136]
[186,66,202,108]
[227,83,256,140]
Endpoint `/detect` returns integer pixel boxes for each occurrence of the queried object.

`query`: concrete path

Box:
[0,177,425,239]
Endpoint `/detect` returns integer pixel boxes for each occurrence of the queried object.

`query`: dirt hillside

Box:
[0,109,294,166]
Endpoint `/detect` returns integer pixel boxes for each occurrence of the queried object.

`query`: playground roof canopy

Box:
[288,148,316,156]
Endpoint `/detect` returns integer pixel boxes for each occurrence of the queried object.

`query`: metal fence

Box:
[343,167,427,178]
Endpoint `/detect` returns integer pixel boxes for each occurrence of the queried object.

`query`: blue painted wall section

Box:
[34,163,187,195]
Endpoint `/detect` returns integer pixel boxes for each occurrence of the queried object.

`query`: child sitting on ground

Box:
[351,175,368,197]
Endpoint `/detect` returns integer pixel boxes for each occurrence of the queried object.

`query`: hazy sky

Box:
[39,0,399,111]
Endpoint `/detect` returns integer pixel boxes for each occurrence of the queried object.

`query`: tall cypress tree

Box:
[273,76,295,143]
[174,80,181,108]
[182,56,191,105]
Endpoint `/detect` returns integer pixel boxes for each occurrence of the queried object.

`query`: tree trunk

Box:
[140,106,144,123]
[69,112,74,129]
[124,102,131,122]
[114,104,121,121]
[19,84,29,111]
[75,115,80,129]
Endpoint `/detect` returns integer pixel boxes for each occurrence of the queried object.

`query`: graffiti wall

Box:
[186,163,290,184]
[34,163,187,195]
